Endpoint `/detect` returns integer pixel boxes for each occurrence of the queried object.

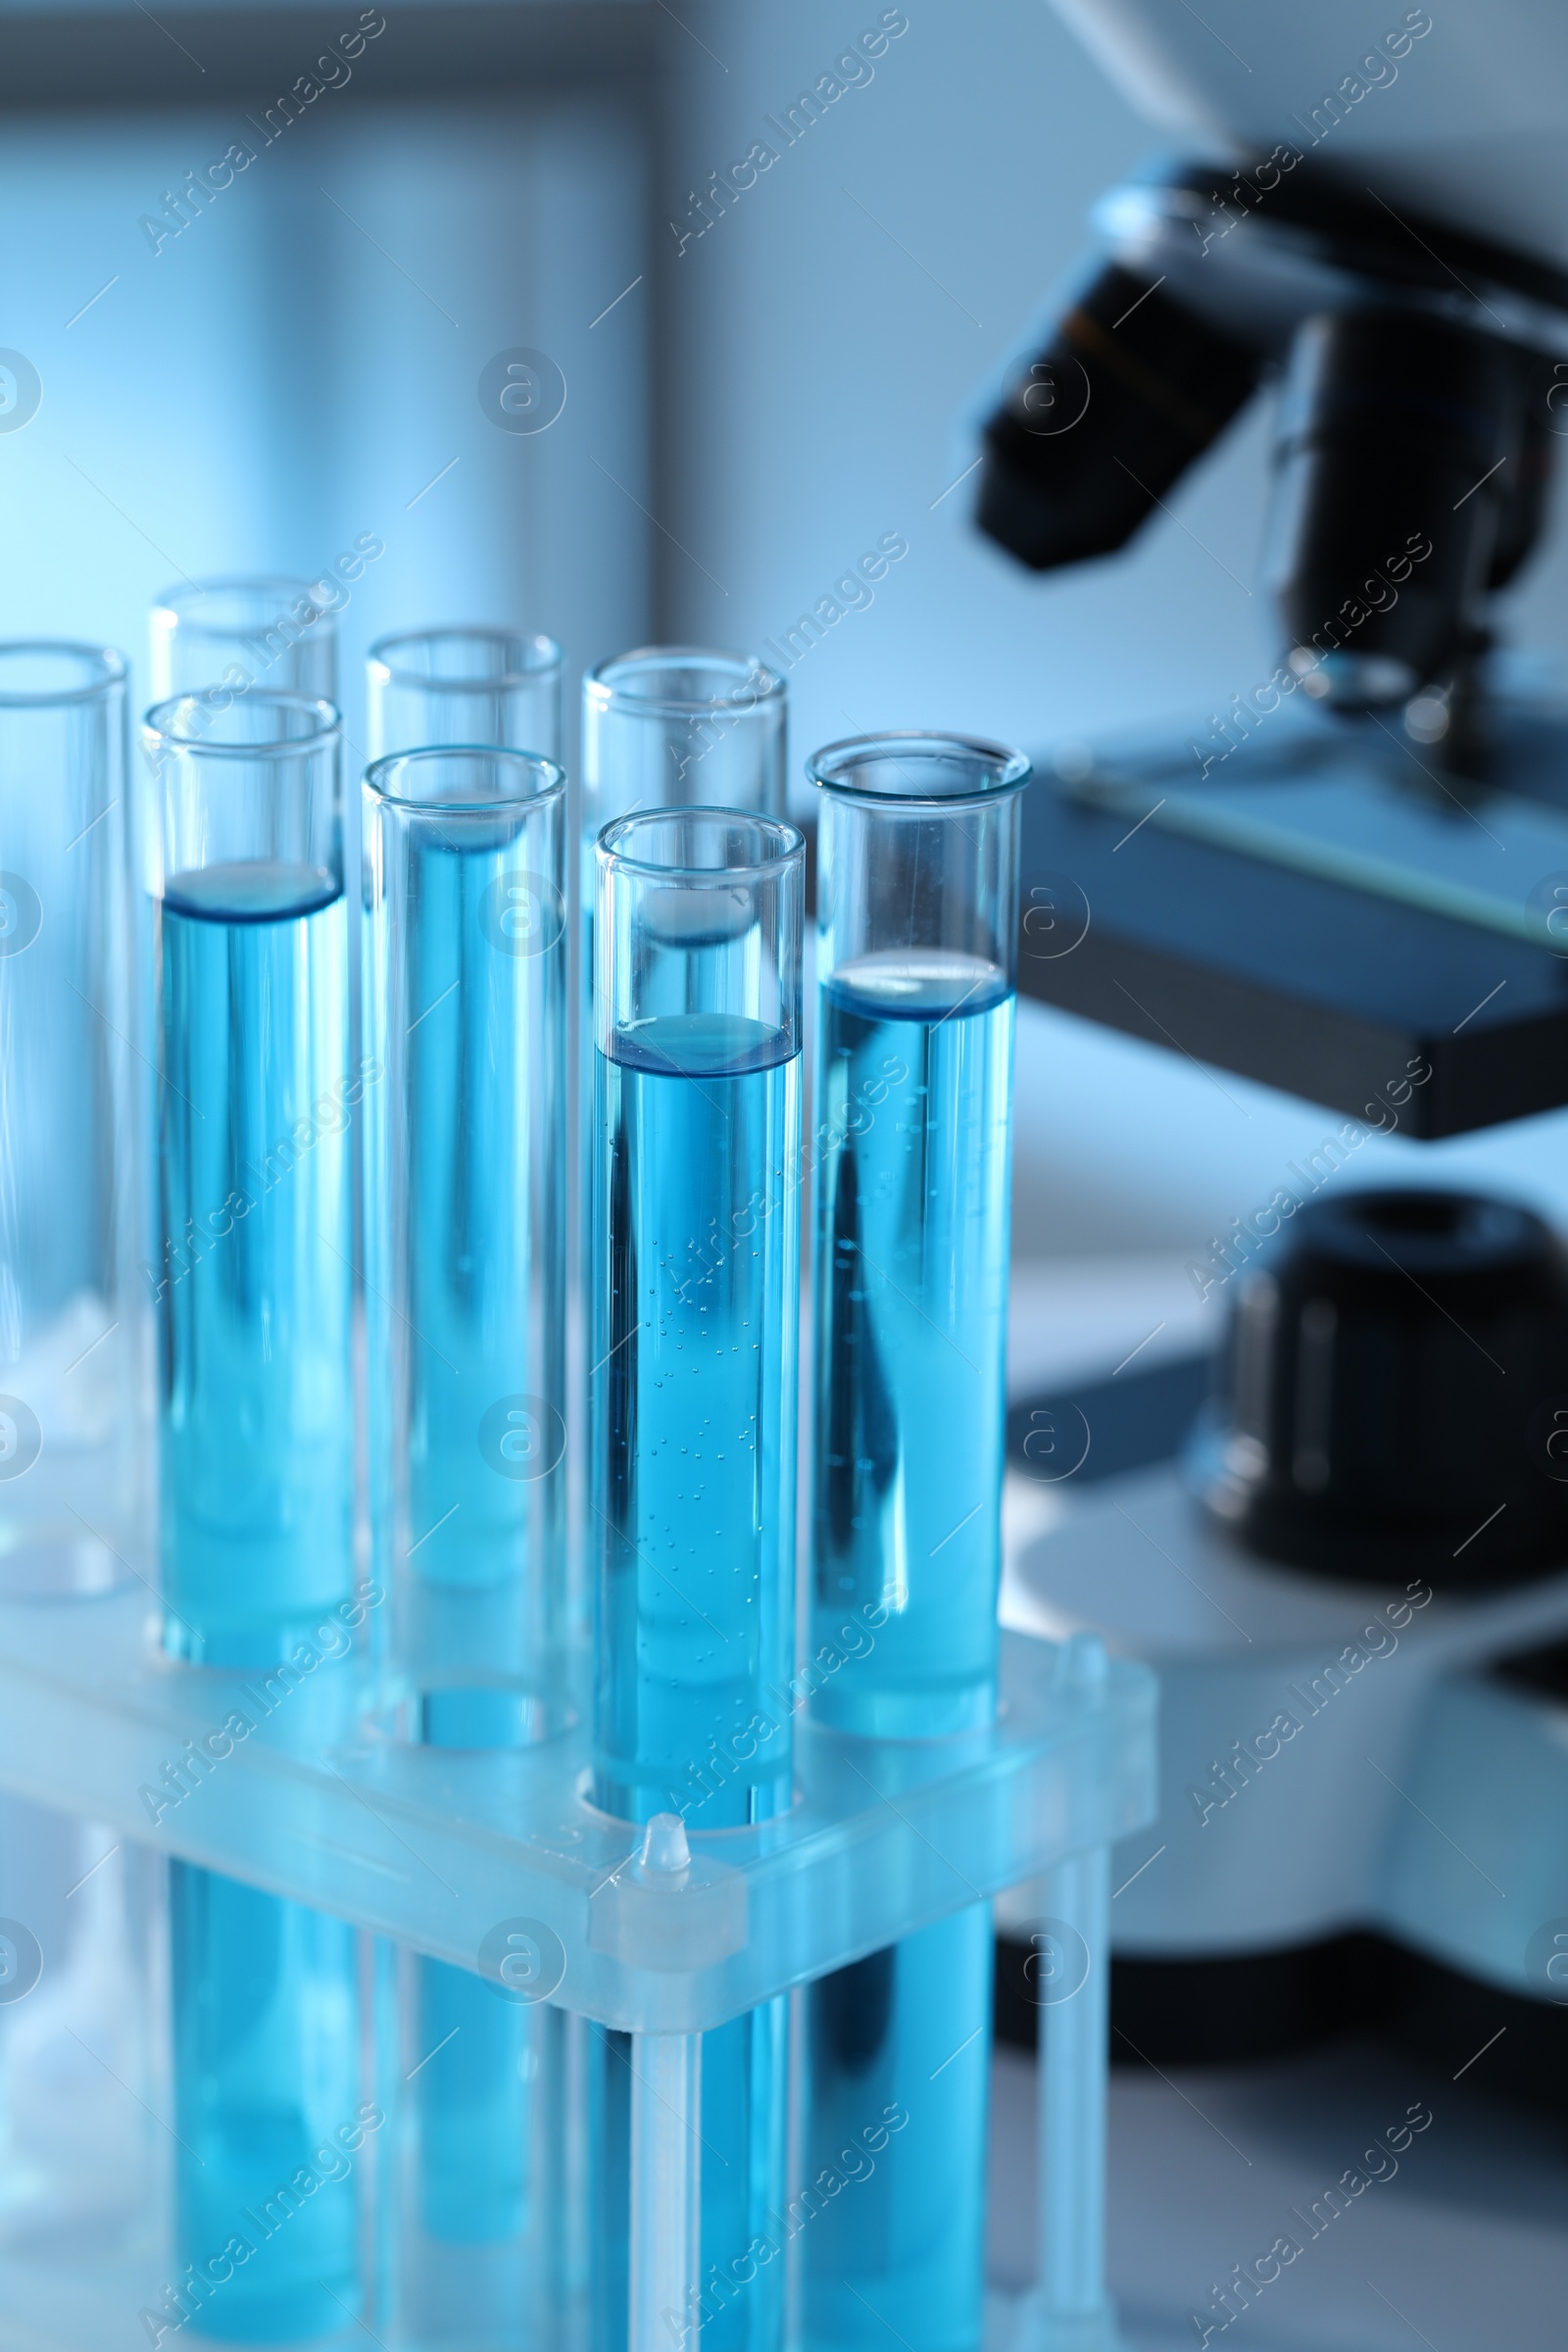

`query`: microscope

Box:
[974,0,1568,2095]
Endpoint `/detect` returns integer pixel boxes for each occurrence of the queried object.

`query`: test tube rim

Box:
[807,728,1032,808]
[150,574,340,641]
[368,625,564,692]
[0,638,126,708]
[584,644,785,719]
[143,690,341,759]
[363,743,568,815]
[596,803,805,884]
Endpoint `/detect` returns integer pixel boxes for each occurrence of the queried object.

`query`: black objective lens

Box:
[974,263,1263,571]
[1265,310,1521,706]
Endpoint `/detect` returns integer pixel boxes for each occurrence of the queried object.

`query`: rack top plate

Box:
[1,1588,1153,2034]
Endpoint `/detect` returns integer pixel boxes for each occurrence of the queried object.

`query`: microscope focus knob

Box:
[1194,1186,1568,1589]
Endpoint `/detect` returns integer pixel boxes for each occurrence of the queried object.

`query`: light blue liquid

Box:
[157,862,362,2340]
[403,1956,568,2349]
[375,817,564,1671]
[803,1910,993,2352]
[366,814,568,2331]
[405,1713,567,2347]
[693,1998,789,2352]
[809,956,1014,1737]
[806,954,1013,2352]
[171,1865,365,2343]
[592,1011,798,1827]
[413,1961,530,2241]
[587,2004,788,2352]
[410,1705,534,2273]
[589,2002,790,2352]
[591,1010,798,2352]
[158,860,354,1659]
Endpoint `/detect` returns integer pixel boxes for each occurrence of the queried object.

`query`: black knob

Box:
[1195,1187,1568,1589]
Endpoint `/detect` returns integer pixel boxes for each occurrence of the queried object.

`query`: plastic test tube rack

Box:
[0,1588,1153,2350]
[2,638,1150,2352]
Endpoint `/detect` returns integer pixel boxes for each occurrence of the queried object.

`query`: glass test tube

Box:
[143,691,356,1660]
[151,575,340,704]
[0,643,144,1595]
[142,687,366,2343]
[363,748,572,2337]
[802,733,1029,2352]
[591,808,803,2352]
[0,1796,163,2254]
[577,652,787,1666]
[364,635,566,1637]
[363,746,568,1711]
[169,1864,366,2344]
[582,654,789,837]
[580,648,786,840]
[578,652,785,1470]
[579,653,787,1151]
[363,666,574,2339]
[367,627,563,760]
[578,657,785,2343]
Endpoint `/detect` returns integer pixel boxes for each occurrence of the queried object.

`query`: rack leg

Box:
[629,2030,702,2352]
[1029,1845,1126,2352]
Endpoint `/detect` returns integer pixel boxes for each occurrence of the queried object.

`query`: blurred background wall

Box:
[654,1,1568,773]
[650,0,1568,1357]
[7,0,1568,1338]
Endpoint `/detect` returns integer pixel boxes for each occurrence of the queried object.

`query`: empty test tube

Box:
[580,650,787,1135]
[0,642,144,1597]
[367,627,563,760]
[581,649,786,843]
[151,574,339,704]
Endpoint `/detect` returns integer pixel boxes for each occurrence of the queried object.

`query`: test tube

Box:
[142,687,367,2341]
[143,691,356,1658]
[802,732,1029,2352]
[579,650,787,1089]
[169,1864,367,2343]
[362,721,572,2339]
[577,650,787,1633]
[362,746,568,1709]
[362,662,564,1665]
[580,648,786,836]
[367,627,563,760]
[578,661,786,2352]
[0,1797,163,2251]
[150,575,339,703]
[0,642,144,1594]
[591,808,803,2352]
[363,746,570,2344]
